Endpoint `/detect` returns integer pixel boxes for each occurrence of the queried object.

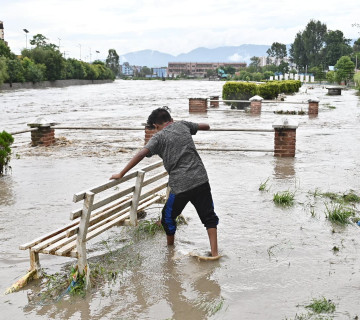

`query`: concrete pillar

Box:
[209,96,219,108]
[249,95,263,114]
[27,118,57,146]
[189,98,208,113]
[272,118,298,157]
[145,127,156,144]
[308,97,320,116]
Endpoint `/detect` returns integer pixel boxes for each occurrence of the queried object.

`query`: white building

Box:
[0,21,4,41]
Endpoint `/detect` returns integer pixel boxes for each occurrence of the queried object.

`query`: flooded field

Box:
[0,80,360,319]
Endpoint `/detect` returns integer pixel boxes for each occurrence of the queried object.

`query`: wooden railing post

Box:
[30,250,42,279]
[130,170,145,226]
[76,191,94,288]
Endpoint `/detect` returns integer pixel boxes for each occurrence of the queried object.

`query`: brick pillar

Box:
[209,96,219,108]
[308,97,319,116]
[145,127,156,144]
[272,119,298,157]
[189,98,208,113]
[28,118,56,146]
[249,95,263,114]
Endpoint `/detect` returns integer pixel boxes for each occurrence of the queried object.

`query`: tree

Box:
[0,41,14,59]
[205,69,216,77]
[326,70,336,83]
[5,58,25,85]
[21,57,46,83]
[22,46,65,81]
[223,66,236,75]
[106,49,120,77]
[0,57,8,86]
[334,56,355,84]
[249,56,261,72]
[267,42,287,65]
[290,20,327,70]
[322,30,352,66]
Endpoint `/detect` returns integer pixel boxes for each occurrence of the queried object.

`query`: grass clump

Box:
[259,178,270,191]
[320,191,360,205]
[305,297,335,314]
[134,218,164,238]
[273,191,295,207]
[324,203,355,225]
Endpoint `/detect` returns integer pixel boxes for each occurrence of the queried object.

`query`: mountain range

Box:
[120,44,274,67]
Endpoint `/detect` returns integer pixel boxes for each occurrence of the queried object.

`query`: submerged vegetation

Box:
[0,130,14,175]
[273,191,295,207]
[305,297,336,314]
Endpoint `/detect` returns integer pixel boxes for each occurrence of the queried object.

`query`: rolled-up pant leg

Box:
[161,193,189,236]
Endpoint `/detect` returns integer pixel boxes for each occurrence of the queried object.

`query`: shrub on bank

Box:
[0,131,14,175]
[223,80,302,101]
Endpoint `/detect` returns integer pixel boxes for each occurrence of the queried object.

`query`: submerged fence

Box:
[9,117,298,157]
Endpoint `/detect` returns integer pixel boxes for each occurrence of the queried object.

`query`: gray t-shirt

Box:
[145,120,208,194]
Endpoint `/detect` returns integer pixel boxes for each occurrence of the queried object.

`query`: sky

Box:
[1,0,359,62]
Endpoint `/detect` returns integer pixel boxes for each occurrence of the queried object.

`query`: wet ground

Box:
[0,80,359,319]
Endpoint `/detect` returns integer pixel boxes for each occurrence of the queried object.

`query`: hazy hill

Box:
[121,44,272,67]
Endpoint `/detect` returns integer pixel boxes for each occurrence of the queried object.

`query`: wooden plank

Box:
[130,171,145,226]
[20,220,79,250]
[140,160,163,172]
[73,171,137,202]
[55,195,159,256]
[73,161,163,203]
[55,211,131,256]
[34,198,132,252]
[139,182,168,201]
[67,197,133,237]
[41,233,77,254]
[76,192,95,275]
[142,171,168,187]
[70,187,134,220]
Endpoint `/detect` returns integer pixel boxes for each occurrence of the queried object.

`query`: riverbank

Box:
[0,79,114,91]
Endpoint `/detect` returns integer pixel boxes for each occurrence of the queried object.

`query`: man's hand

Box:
[110,172,124,180]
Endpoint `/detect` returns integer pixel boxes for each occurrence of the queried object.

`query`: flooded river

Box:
[0,80,360,319]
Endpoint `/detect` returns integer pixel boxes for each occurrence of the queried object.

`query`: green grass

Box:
[273,191,295,207]
[259,178,270,191]
[316,190,360,205]
[305,297,336,313]
[324,203,355,225]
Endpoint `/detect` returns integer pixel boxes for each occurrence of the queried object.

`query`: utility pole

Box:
[23,29,29,49]
[58,38,61,51]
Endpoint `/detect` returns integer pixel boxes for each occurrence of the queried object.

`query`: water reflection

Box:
[163,247,222,320]
[0,175,15,207]
[273,157,295,179]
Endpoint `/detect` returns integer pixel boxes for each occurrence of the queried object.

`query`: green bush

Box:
[223,80,302,101]
[222,81,258,108]
[0,131,14,175]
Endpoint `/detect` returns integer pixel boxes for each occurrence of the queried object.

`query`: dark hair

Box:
[146,106,172,129]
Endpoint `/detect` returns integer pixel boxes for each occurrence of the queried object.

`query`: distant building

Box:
[122,63,134,76]
[153,67,167,78]
[259,56,295,68]
[0,21,4,41]
[167,62,246,78]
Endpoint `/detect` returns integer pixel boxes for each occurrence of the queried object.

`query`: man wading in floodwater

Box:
[110,107,220,258]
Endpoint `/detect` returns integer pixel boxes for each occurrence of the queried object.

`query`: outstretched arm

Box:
[198,123,210,130]
[110,148,150,180]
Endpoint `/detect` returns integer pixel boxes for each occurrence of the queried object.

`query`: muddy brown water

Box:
[1,80,360,319]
